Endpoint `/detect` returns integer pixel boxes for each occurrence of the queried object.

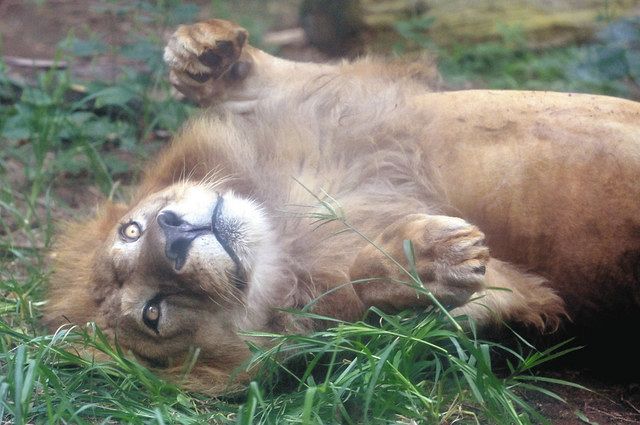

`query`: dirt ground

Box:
[526,372,640,424]
[1,1,640,423]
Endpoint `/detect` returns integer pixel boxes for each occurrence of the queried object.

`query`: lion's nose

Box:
[157,211,207,270]
[157,210,185,229]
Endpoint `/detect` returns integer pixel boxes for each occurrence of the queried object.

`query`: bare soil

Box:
[1,1,639,423]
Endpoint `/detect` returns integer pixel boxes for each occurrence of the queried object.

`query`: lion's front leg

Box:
[164,19,330,109]
[349,213,567,330]
[349,214,489,311]
[164,19,251,106]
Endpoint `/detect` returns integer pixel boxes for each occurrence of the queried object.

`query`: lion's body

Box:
[413,90,640,317]
[45,20,640,392]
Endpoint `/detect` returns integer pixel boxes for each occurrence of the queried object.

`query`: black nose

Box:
[157,211,208,270]
[157,210,184,228]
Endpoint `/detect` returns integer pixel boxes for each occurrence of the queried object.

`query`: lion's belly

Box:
[412,90,640,312]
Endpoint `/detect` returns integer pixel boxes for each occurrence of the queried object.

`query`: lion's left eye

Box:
[120,222,142,242]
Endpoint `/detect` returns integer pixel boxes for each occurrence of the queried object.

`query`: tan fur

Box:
[45,19,640,393]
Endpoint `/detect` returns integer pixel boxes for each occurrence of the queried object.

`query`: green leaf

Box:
[575,409,600,425]
[93,86,136,109]
[65,38,107,57]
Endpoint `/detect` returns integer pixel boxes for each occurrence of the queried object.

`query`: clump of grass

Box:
[0,276,582,424]
[0,275,583,424]
[242,310,583,424]
[0,322,237,424]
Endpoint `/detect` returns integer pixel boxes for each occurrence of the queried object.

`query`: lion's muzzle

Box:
[157,210,210,270]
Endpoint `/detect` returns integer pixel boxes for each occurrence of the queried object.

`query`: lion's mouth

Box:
[211,198,247,288]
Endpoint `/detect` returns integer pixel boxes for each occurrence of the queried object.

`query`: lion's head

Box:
[44,181,287,389]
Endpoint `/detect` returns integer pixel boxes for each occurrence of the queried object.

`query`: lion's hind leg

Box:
[453,259,567,332]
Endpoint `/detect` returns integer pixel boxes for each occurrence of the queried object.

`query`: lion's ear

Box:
[44,201,130,330]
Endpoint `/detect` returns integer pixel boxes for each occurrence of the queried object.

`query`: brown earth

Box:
[1,1,639,423]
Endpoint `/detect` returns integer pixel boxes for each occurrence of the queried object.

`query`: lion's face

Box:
[48,182,277,369]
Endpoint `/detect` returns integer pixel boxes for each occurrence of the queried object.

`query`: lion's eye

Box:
[120,222,142,242]
[142,301,161,332]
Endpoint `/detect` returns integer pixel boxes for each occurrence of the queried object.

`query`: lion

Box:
[44,19,640,393]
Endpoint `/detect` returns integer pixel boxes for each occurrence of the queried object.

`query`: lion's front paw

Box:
[350,214,489,311]
[164,19,249,100]
[413,215,489,302]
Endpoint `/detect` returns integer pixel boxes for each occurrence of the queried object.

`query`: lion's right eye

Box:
[120,222,142,242]
[142,300,161,333]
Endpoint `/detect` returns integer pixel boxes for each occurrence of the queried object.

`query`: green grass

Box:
[436,19,640,99]
[0,274,582,424]
[3,2,631,423]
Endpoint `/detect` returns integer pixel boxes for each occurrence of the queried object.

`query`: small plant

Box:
[393,14,436,53]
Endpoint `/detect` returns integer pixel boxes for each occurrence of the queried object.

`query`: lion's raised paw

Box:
[164,19,249,85]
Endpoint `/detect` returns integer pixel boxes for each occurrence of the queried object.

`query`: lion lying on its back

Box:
[45,19,640,393]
